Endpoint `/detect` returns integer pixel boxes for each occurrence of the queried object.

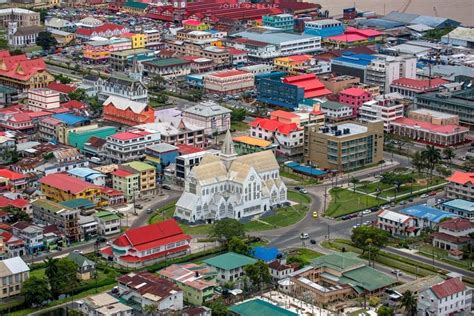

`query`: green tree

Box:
[68,89,87,101]
[149,75,166,91]
[21,276,51,307]
[442,148,455,163]
[206,298,228,316]
[45,257,79,299]
[421,145,442,179]
[286,256,306,269]
[35,8,48,23]
[5,206,29,222]
[231,108,247,122]
[400,290,417,316]
[244,261,272,291]
[0,38,8,50]
[377,305,394,316]
[2,149,19,163]
[142,303,159,315]
[87,96,102,112]
[349,177,360,192]
[392,134,412,152]
[208,218,245,243]
[368,295,381,307]
[435,165,452,177]
[411,151,425,174]
[36,31,58,51]
[463,157,474,171]
[227,237,250,255]
[351,226,389,256]
[54,74,72,84]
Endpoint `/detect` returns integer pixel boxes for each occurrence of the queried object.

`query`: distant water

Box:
[308,0,474,26]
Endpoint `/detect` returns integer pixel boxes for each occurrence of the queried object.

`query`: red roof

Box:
[0,55,48,81]
[431,232,471,244]
[183,19,203,26]
[112,219,190,250]
[430,277,466,299]
[176,144,204,155]
[76,23,125,37]
[447,171,474,185]
[0,50,10,58]
[61,100,87,110]
[340,87,370,97]
[439,218,474,231]
[391,78,448,90]
[0,169,25,181]
[283,55,312,63]
[283,74,332,98]
[120,245,190,263]
[39,173,99,194]
[270,110,299,120]
[210,69,247,78]
[47,82,76,94]
[391,117,469,135]
[100,187,124,197]
[327,33,368,43]
[112,169,135,177]
[346,26,382,37]
[0,196,29,209]
[225,48,247,55]
[111,130,151,140]
[250,118,301,135]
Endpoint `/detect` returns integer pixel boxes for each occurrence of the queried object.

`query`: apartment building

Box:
[27,88,60,112]
[122,161,156,195]
[166,41,231,69]
[338,87,373,117]
[32,199,81,243]
[136,121,206,149]
[111,168,139,201]
[11,221,44,254]
[143,58,191,79]
[182,101,231,136]
[105,129,161,163]
[359,95,405,131]
[175,150,214,184]
[38,173,102,204]
[262,14,294,31]
[390,78,448,99]
[203,69,254,95]
[377,209,419,237]
[365,55,416,93]
[446,171,474,201]
[94,211,121,236]
[320,101,353,123]
[304,120,384,171]
[0,257,29,299]
[0,8,40,28]
[144,29,161,48]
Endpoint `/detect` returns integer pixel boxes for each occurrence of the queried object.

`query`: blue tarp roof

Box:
[284,161,327,177]
[399,205,457,223]
[332,53,376,67]
[52,113,89,126]
[252,246,279,262]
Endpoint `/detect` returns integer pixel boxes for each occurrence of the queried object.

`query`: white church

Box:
[175,130,287,224]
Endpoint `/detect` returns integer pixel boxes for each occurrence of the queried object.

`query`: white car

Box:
[300,233,309,239]
[362,210,371,215]
[420,194,428,198]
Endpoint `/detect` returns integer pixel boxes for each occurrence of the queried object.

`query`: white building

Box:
[105,129,161,163]
[446,171,474,202]
[67,167,106,186]
[175,150,218,183]
[77,293,133,316]
[7,22,43,48]
[27,88,60,112]
[175,131,287,223]
[182,101,231,136]
[417,277,472,316]
[320,101,353,123]
[377,209,419,237]
[136,121,205,149]
[359,95,405,131]
[94,211,121,236]
[365,55,416,93]
[441,27,474,48]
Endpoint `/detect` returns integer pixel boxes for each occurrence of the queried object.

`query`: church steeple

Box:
[221,129,237,168]
[128,55,142,82]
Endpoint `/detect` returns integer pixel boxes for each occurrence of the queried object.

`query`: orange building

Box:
[103,96,154,126]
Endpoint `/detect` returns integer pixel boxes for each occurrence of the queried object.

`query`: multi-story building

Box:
[203,69,254,95]
[143,29,161,48]
[67,167,106,186]
[158,263,216,305]
[446,171,474,201]
[136,121,206,149]
[122,161,156,195]
[319,74,360,94]
[0,257,29,299]
[415,88,474,130]
[330,53,377,83]
[182,101,231,136]
[304,120,384,171]
[94,211,121,236]
[175,131,287,223]
[203,252,256,287]
[390,109,469,147]
[83,38,132,63]
[304,19,344,38]
[165,42,231,69]
[441,199,474,221]
[352,82,381,97]
[143,58,191,79]
[175,150,214,184]
[103,96,154,126]
[7,23,44,48]
[39,173,101,204]
[11,221,44,253]
[0,169,27,192]
[273,55,312,74]
[377,209,419,237]
[359,96,405,131]
[32,199,81,243]
[175,29,225,45]
[182,19,209,31]
[365,55,417,93]
[233,136,276,155]
[389,78,448,99]
[120,32,145,49]
[76,293,133,316]
[98,73,148,103]
[110,48,153,71]
[105,129,161,163]
[101,219,191,268]
[76,23,128,41]
[417,276,471,316]
[317,101,352,123]
[432,218,474,253]
[262,14,294,31]
[0,8,40,28]
[338,87,373,117]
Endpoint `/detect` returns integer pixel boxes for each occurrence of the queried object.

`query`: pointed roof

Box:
[221,129,235,156]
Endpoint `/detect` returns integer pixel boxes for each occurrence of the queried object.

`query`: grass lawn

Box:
[30,268,45,278]
[325,188,382,218]
[287,190,311,204]
[356,181,392,194]
[417,244,473,270]
[280,170,318,185]
[288,248,322,263]
[231,121,249,131]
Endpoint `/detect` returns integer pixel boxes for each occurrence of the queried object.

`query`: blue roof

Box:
[52,113,89,126]
[252,246,279,262]
[399,205,456,223]
[357,18,404,29]
[67,167,103,179]
[332,53,376,67]
[284,161,327,177]
[442,199,474,214]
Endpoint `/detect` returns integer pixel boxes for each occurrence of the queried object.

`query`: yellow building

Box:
[274,55,312,74]
[50,29,76,47]
[121,161,156,194]
[182,19,209,31]
[39,173,102,204]
[57,124,98,145]
[121,32,145,49]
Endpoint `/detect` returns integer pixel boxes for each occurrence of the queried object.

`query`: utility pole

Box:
[323,186,327,213]
[327,224,330,241]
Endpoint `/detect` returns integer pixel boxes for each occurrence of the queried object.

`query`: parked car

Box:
[420,194,428,198]
[310,239,316,245]
[362,209,371,215]
[299,188,308,194]
[146,208,153,214]
[399,201,407,205]
[300,233,309,239]
[135,204,143,209]
[96,236,107,243]
[428,191,437,196]
[294,186,302,191]
[162,185,171,190]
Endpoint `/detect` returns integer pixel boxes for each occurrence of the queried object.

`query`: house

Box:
[432,218,474,253]
[339,87,373,117]
[76,293,133,316]
[0,257,29,299]
[39,173,102,205]
[76,23,128,41]
[268,260,295,280]
[98,73,147,103]
[11,221,43,254]
[105,129,161,163]
[417,276,471,316]
[143,58,191,79]
[67,168,106,187]
[117,271,184,312]
[182,101,231,136]
[68,252,96,280]
[175,131,287,223]
[202,252,257,287]
[0,169,27,192]
[441,199,474,221]
[377,209,419,237]
[398,205,456,229]
[103,96,154,126]
[0,196,31,214]
[111,168,139,201]
[94,211,121,236]
[446,171,474,202]
[0,230,25,258]
[100,219,191,268]
[121,161,156,195]
[158,263,216,305]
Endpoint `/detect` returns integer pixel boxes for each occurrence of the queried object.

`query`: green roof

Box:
[339,265,396,292]
[122,161,155,172]
[60,198,95,209]
[32,199,72,213]
[321,101,350,110]
[230,299,297,316]
[203,252,256,270]
[95,211,120,221]
[67,252,96,268]
[124,1,148,9]
[111,48,152,57]
[312,252,364,272]
[145,58,190,67]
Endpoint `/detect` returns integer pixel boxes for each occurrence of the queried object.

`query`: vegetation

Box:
[423,27,455,40]
[377,306,394,316]
[287,248,322,268]
[351,226,390,266]
[36,32,58,51]
[244,261,272,291]
[21,276,51,307]
[421,145,442,179]
[206,298,228,316]
[400,290,417,316]
[68,89,87,102]
[45,257,79,299]
[208,218,245,243]
[53,74,72,84]
[231,108,247,122]
[227,237,250,255]
[325,188,382,217]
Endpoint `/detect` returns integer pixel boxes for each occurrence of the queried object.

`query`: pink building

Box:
[339,87,372,117]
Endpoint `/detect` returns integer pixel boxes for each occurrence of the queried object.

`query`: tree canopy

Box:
[45,257,79,299]
[231,108,247,122]
[209,218,245,242]
[377,306,394,316]
[21,276,51,307]
[351,226,389,255]
[244,260,272,290]
[227,237,250,255]
[36,32,58,51]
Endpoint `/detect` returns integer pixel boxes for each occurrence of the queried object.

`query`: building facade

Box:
[103,96,154,126]
[105,129,161,163]
[446,171,474,201]
[0,257,29,299]
[182,101,231,136]
[203,69,254,95]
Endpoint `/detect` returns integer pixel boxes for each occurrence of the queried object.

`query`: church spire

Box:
[221,129,235,156]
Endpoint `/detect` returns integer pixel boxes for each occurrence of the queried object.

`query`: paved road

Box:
[130,190,181,228]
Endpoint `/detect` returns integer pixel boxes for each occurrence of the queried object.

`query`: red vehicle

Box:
[428,191,437,196]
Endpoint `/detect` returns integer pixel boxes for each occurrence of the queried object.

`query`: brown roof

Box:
[431,277,466,299]
[268,260,293,272]
[14,26,44,36]
[86,136,107,149]
[439,218,474,232]
[431,232,471,244]
[117,271,180,300]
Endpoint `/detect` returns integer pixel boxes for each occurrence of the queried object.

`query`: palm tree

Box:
[400,290,417,316]
[421,145,442,179]
[442,148,456,163]
[350,177,360,192]
[142,303,159,316]
[411,151,425,175]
